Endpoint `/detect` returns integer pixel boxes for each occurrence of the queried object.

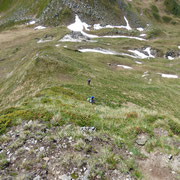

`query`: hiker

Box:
[89,96,95,104]
[87,79,91,85]
[87,96,95,104]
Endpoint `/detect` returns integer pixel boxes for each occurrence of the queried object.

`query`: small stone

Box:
[40,147,45,151]
[12,156,16,161]
[62,143,67,149]
[168,154,173,160]
[83,169,90,180]
[172,171,176,174]
[86,136,93,142]
[33,175,41,180]
[136,134,149,146]
[43,157,49,161]
[59,174,72,180]
[7,150,10,155]
[129,152,133,155]
[25,147,30,151]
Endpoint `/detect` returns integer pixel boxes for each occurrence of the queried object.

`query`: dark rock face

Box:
[40,0,126,26]
[165,50,180,59]
[0,0,144,28]
[70,31,90,41]
[60,31,90,42]
[165,50,176,58]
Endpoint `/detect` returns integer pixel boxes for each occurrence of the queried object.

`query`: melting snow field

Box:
[78,48,138,58]
[158,73,178,79]
[37,39,52,43]
[136,61,142,64]
[27,20,36,25]
[140,34,147,37]
[102,35,146,41]
[55,44,61,47]
[93,16,132,31]
[78,47,156,59]
[78,48,117,55]
[60,34,83,42]
[117,65,133,69]
[144,47,155,58]
[68,15,90,32]
[67,15,146,41]
[129,47,154,59]
[34,26,46,30]
[137,28,144,32]
[167,56,175,60]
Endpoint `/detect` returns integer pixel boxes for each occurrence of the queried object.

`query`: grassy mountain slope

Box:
[0,0,180,179]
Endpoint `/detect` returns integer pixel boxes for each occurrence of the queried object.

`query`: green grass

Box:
[151,5,159,13]
[162,16,172,23]
[0,107,53,134]
[0,0,50,15]
[0,4,180,178]
[164,0,180,17]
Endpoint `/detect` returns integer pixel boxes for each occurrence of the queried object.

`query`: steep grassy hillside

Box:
[0,0,180,179]
[130,0,180,24]
[0,21,180,179]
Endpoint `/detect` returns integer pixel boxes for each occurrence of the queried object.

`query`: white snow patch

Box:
[64,46,67,48]
[124,16,132,31]
[142,71,149,78]
[55,44,61,47]
[93,24,102,30]
[135,61,142,64]
[68,15,90,32]
[79,48,137,58]
[93,16,132,31]
[167,56,175,60]
[79,31,98,38]
[137,28,144,32]
[129,50,149,59]
[37,39,52,43]
[140,34,147,37]
[178,46,180,49]
[27,20,36,25]
[120,53,137,58]
[129,47,154,59]
[144,47,155,58]
[159,73,178,79]
[79,48,117,55]
[34,26,46,30]
[60,34,83,42]
[117,65,133,69]
[102,35,146,41]
[67,15,146,41]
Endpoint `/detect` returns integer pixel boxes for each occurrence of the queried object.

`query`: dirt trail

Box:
[138,151,175,180]
[0,25,41,44]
